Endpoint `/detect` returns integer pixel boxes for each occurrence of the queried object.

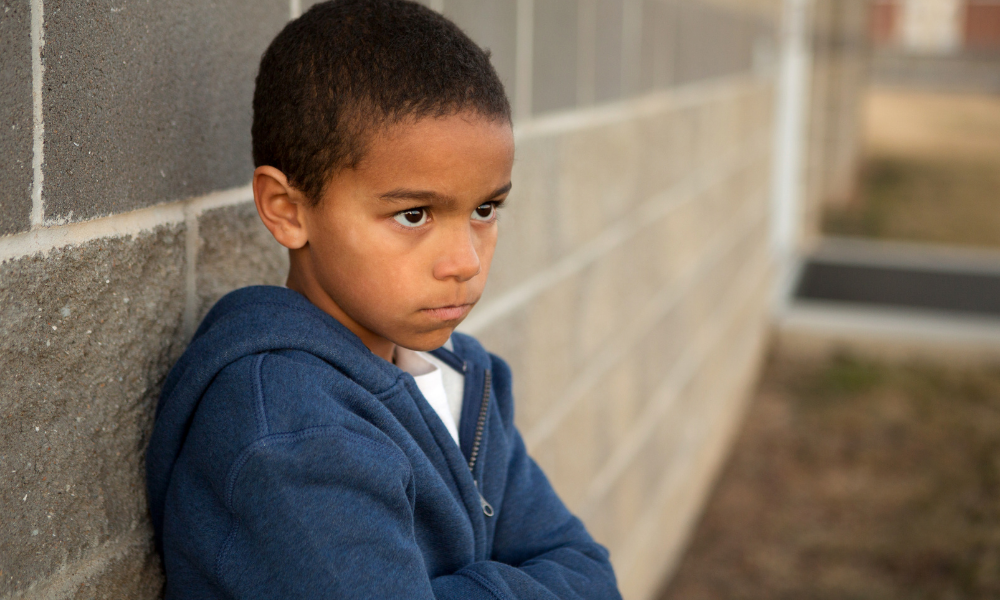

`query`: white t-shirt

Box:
[394,340,464,445]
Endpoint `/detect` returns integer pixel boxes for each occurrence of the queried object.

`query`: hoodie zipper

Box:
[469,370,494,517]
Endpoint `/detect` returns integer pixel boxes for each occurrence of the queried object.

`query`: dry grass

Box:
[659,352,1000,600]
[823,89,1000,248]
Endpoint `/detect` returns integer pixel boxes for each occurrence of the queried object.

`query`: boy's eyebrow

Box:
[378,182,512,206]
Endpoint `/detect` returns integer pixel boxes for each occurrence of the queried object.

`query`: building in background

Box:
[0,1,868,598]
[872,0,1000,52]
[871,0,1000,91]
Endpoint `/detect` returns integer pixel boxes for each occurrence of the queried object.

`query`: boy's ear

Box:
[253,166,310,250]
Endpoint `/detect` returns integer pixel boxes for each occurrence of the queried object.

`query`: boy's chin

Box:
[395,327,457,352]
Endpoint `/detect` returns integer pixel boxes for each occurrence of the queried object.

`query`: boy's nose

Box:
[433,227,481,282]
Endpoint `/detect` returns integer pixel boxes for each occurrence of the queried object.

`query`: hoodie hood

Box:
[146,285,399,543]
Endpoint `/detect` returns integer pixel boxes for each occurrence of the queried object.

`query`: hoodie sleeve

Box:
[219,426,441,598]
[222,423,619,600]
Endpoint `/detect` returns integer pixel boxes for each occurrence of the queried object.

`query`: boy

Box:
[145,0,622,598]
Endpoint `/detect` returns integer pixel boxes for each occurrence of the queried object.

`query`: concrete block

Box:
[468,308,533,426]
[486,134,561,296]
[195,202,289,322]
[575,238,659,358]
[691,96,729,167]
[443,0,518,97]
[0,227,186,595]
[634,106,697,208]
[0,0,33,236]
[603,454,647,555]
[580,501,614,558]
[575,248,633,360]
[532,389,601,511]
[675,1,756,85]
[593,0,624,104]
[639,0,676,93]
[41,0,288,223]
[586,358,642,464]
[522,274,583,427]
[553,121,642,248]
[673,1,707,85]
[532,0,579,115]
[645,196,704,286]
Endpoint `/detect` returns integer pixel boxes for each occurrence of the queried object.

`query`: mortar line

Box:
[29,0,45,228]
[0,184,252,263]
[523,192,769,451]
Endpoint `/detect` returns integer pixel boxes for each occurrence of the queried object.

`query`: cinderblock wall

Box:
[1,1,780,598]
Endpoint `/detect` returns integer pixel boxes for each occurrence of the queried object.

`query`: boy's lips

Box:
[421,303,475,321]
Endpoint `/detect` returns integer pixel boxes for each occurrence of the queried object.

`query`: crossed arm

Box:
[214,426,621,600]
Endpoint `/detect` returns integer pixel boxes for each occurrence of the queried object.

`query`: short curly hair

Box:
[251,0,512,204]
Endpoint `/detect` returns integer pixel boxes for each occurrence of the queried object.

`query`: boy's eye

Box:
[394,208,428,227]
[471,203,496,222]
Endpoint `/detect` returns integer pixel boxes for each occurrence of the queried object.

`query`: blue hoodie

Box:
[146,286,621,599]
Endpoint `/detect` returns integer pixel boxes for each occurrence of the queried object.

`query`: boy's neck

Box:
[286,258,397,363]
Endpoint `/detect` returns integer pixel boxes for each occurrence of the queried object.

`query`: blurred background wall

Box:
[0,0,871,598]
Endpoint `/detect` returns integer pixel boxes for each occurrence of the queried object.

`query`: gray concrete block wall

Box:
[0,228,186,597]
[195,203,288,323]
[0,0,33,236]
[532,0,579,114]
[0,1,789,598]
[443,0,518,94]
[526,0,775,117]
[594,0,625,102]
[41,0,288,224]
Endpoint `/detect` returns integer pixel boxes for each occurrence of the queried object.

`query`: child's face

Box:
[290,113,514,358]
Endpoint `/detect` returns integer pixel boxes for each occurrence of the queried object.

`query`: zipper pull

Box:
[479,492,494,517]
[473,480,494,517]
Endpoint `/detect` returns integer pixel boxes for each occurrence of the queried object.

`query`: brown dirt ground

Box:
[823,89,1000,249]
[658,351,1000,600]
